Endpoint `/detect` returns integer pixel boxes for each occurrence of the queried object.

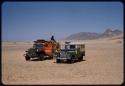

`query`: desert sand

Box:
[2,38,123,85]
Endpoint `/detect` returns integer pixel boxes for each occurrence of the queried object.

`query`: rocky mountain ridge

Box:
[65,29,123,40]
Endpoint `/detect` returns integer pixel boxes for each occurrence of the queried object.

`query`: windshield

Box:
[34,44,43,48]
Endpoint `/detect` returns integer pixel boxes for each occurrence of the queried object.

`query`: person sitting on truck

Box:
[51,35,56,42]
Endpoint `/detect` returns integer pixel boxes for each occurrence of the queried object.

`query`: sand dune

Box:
[2,38,123,85]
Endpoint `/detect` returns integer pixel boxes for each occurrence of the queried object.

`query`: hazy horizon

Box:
[2,2,123,41]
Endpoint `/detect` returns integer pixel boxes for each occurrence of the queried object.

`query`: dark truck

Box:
[56,42,85,63]
[24,37,60,61]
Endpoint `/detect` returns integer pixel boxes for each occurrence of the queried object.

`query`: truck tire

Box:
[39,54,44,61]
[82,51,85,56]
[67,59,72,64]
[78,53,83,61]
[25,56,30,61]
[56,59,60,63]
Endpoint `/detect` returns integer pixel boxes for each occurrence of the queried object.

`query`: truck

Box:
[24,36,60,61]
[55,42,85,63]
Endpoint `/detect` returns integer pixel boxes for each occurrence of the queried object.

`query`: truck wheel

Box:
[67,59,72,64]
[79,53,83,61]
[83,51,85,56]
[39,54,44,61]
[56,59,60,63]
[78,58,83,61]
[39,57,44,61]
[25,56,30,61]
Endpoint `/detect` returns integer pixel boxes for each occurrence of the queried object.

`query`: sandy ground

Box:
[2,39,123,85]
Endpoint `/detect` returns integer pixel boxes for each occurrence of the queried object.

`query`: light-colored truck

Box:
[56,42,85,63]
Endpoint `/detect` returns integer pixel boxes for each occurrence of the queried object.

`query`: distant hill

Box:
[65,29,123,40]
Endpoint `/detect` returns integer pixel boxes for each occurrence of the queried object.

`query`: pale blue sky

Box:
[2,2,123,41]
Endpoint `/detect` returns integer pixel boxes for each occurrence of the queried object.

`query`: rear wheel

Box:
[78,53,83,61]
[56,59,61,63]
